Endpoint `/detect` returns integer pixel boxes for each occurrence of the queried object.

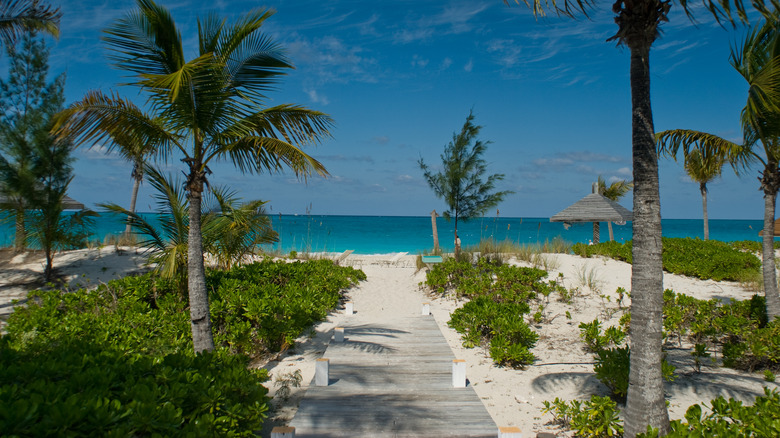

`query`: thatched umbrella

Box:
[550,182,633,244]
[0,194,85,210]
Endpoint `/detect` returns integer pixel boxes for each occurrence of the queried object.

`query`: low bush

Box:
[425,258,552,367]
[639,388,780,437]
[573,238,760,282]
[661,290,778,372]
[542,395,623,438]
[2,259,365,435]
[0,341,269,437]
[579,319,674,400]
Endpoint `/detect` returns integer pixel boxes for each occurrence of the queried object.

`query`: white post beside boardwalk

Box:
[270,426,295,438]
[422,303,430,315]
[334,327,345,342]
[345,301,354,315]
[498,426,522,437]
[315,358,330,386]
[452,359,466,388]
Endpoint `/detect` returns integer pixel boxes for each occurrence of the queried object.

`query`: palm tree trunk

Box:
[762,182,780,320]
[187,181,215,353]
[125,171,142,236]
[593,221,600,244]
[608,221,614,242]
[623,43,670,437]
[701,182,709,240]
[14,208,25,252]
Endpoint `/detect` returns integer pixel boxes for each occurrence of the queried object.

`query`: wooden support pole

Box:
[422,303,430,315]
[334,327,344,342]
[271,426,295,437]
[345,301,353,315]
[315,358,329,386]
[452,359,466,388]
[498,426,522,437]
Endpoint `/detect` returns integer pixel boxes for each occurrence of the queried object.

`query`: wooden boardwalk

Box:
[288,315,497,437]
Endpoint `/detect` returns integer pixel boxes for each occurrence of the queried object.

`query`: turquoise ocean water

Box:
[0,213,772,254]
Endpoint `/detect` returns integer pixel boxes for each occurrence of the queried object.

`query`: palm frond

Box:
[102,0,184,78]
[656,129,755,172]
[0,0,61,46]
[52,90,179,162]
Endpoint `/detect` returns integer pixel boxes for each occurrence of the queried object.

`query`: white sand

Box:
[1,249,777,437]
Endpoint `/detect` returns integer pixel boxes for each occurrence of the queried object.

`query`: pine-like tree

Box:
[418,110,513,256]
[0,31,64,252]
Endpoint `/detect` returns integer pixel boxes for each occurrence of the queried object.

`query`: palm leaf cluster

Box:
[102,167,278,288]
[55,0,333,353]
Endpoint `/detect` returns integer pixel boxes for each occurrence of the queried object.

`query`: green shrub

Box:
[2,259,366,435]
[639,388,780,437]
[573,238,760,282]
[542,395,623,438]
[0,340,269,436]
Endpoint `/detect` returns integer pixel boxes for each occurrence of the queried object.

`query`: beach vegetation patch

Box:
[424,257,566,367]
[1,259,364,434]
[573,237,760,282]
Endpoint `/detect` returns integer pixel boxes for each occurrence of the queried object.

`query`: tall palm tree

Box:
[656,135,728,240]
[597,175,633,241]
[657,17,780,321]
[95,129,157,236]
[507,0,772,435]
[0,0,60,47]
[55,0,332,353]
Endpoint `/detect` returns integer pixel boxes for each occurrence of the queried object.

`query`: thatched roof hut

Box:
[550,182,632,244]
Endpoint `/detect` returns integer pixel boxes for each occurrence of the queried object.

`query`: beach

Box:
[1,249,777,436]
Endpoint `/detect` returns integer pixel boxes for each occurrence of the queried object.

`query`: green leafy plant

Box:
[542,395,624,438]
[639,388,780,437]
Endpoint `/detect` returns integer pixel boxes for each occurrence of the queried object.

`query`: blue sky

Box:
[32,0,767,218]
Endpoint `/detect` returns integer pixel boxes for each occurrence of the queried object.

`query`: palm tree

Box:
[597,175,633,241]
[656,136,728,240]
[0,0,61,47]
[55,0,332,353]
[507,0,772,435]
[96,129,157,236]
[657,17,780,321]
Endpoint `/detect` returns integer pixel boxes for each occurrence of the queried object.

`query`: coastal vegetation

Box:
[0,30,96,280]
[505,0,779,432]
[572,237,761,282]
[656,16,780,323]
[0,258,365,435]
[418,110,513,257]
[54,0,333,353]
[423,253,780,436]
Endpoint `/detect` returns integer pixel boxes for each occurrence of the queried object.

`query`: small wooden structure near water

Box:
[550,182,632,244]
[287,315,497,437]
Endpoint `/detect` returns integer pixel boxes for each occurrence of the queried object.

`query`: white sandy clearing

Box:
[1,249,777,437]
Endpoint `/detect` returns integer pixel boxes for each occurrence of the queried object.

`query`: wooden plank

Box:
[289,316,496,437]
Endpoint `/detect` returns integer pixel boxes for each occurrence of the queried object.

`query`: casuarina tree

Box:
[55,0,333,353]
[418,110,513,256]
[0,31,63,252]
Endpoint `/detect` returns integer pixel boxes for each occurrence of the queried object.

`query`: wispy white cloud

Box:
[305,88,330,105]
[411,54,429,68]
[440,57,453,70]
[392,2,490,44]
[464,58,474,72]
[281,33,379,84]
